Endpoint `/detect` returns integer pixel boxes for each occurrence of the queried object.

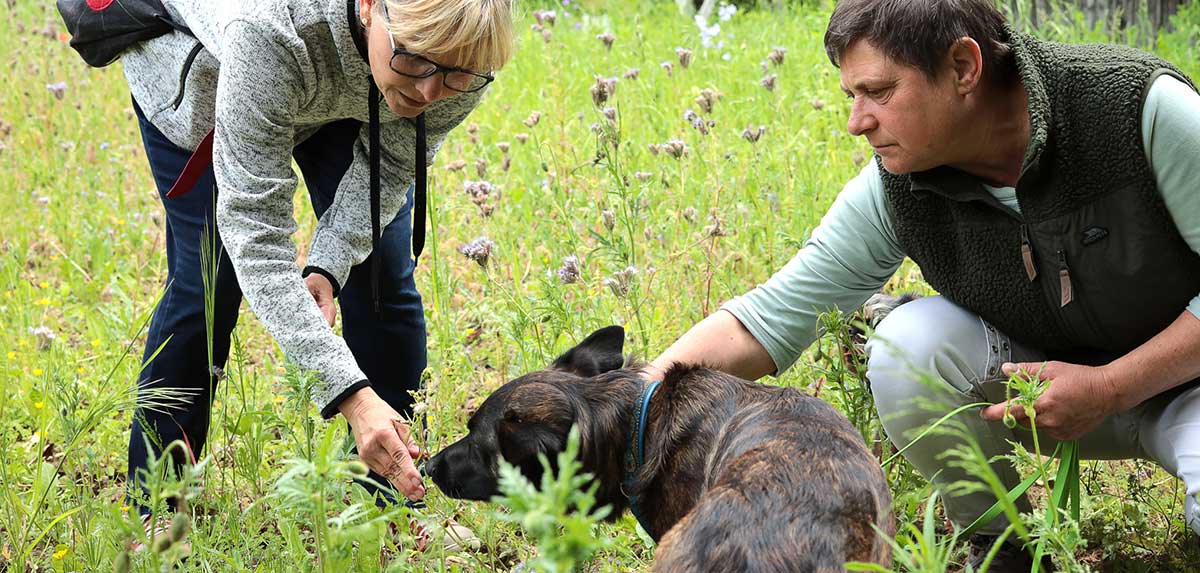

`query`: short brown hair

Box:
[824,0,1015,84]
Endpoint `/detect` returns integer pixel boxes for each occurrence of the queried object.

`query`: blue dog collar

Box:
[623,379,661,535]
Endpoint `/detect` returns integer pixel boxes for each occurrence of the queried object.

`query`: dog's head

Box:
[426,325,627,500]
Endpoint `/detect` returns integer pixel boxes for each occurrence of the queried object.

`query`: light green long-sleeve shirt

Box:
[724,75,1200,374]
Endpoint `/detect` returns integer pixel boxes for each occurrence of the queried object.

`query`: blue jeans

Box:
[129,100,426,510]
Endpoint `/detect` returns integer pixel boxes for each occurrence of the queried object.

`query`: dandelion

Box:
[768,47,787,66]
[46,81,66,100]
[760,74,777,92]
[718,3,737,21]
[515,133,530,144]
[496,142,510,153]
[811,97,825,110]
[445,159,467,172]
[622,68,640,80]
[741,124,766,143]
[28,326,55,350]
[459,237,495,267]
[557,256,581,284]
[601,209,616,230]
[660,61,674,77]
[596,32,615,50]
[523,111,542,128]
[664,139,688,159]
[675,47,693,69]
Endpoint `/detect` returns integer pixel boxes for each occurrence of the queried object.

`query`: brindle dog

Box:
[427,326,894,572]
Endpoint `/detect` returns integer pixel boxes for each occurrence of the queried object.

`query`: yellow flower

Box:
[6,351,14,360]
[91,339,100,348]
[274,394,285,404]
[34,401,44,409]
[39,281,48,289]
[117,218,126,226]
[35,297,50,306]
[33,368,43,376]
[77,367,86,374]
[53,548,67,560]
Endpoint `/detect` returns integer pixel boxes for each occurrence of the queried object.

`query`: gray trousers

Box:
[865,296,1200,536]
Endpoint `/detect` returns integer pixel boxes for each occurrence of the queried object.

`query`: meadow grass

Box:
[2,0,1199,570]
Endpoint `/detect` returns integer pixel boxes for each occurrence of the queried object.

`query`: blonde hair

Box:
[380,0,515,73]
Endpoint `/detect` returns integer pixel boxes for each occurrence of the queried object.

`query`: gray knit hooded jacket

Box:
[121,0,483,415]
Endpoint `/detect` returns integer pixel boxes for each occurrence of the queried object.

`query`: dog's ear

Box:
[551,325,625,377]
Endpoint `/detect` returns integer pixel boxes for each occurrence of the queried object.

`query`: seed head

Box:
[634,171,652,181]
[602,107,617,122]
[741,124,765,143]
[534,10,557,26]
[557,256,581,284]
[660,61,674,77]
[811,97,825,110]
[459,237,495,267]
[704,211,729,237]
[767,47,787,66]
[475,158,488,179]
[523,111,542,128]
[694,88,722,114]
[496,142,510,153]
[541,29,553,43]
[589,76,618,107]
[852,150,866,166]
[760,74,777,92]
[601,209,616,230]
[664,139,688,159]
[596,32,615,50]
[46,81,66,100]
[623,68,640,80]
[445,159,467,172]
[648,143,662,156]
[515,133,530,144]
[682,206,698,223]
[675,48,693,69]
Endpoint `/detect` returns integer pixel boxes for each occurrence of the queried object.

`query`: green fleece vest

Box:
[881,28,1200,359]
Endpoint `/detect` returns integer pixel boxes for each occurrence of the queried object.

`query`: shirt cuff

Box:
[320,379,371,419]
[302,266,342,299]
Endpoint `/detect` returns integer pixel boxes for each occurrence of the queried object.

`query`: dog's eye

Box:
[504,409,524,425]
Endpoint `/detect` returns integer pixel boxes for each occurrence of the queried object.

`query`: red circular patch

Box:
[86,0,114,11]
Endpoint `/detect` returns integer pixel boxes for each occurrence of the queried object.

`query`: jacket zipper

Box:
[1020,224,1037,281]
[1057,249,1074,307]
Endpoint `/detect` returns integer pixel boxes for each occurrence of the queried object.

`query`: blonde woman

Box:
[120,0,512,527]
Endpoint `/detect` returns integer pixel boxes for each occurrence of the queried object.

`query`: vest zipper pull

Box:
[1057,249,1073,307]
[1020,224,1037,281]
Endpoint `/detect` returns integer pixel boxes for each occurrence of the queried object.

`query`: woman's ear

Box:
[948,36,984,95]
[359,0,375,28]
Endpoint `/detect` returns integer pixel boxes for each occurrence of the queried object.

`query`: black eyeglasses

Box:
[381,3,494,93]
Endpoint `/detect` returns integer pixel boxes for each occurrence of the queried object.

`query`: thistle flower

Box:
[557,256,580,284]
[496,142,510,153]
[760,74,777,92]
[46,81,66,100]
[664,139,688,159]
[596,32,615,50]
[601,209,616,230]
[660,61,674,77]
[623,68,640,80]
[648,143,662,156]
[767,47,787,66]
[524,111,542,128]
[605,265,639,297]
[515,133,530,144]
[741,124,765,143]
[445,159,467,172]
[675,47,693,69]
[464,180,498,216]
[459,237,495,267]
[811,97,825,110]
[683,109,710,135]
[602,107,617,122]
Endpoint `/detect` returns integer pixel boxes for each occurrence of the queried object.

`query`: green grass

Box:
[2,0,1199,570]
